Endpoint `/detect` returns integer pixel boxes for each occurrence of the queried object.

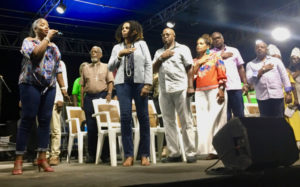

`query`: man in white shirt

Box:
[49,60,68,165]
[153,28,196,163]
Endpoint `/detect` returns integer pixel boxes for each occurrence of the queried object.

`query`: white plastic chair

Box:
[132,100,165,164]
[244,103,260,117]
[92,99,122,167]
[65,106,87,164]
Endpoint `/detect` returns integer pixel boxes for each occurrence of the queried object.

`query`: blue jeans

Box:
[83,92,108,158]
[16,83,56,155]
[227,90,244,121]
[115,83,150,158]
[257,98,284,117]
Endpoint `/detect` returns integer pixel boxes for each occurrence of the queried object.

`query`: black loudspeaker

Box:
[212,117,299,171]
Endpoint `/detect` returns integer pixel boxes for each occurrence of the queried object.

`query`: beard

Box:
[91,58,98,63]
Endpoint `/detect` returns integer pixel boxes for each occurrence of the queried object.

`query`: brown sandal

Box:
[141,157,150,166]
[123,157,133,167]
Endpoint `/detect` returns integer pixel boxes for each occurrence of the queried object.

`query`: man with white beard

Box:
[81,46,114,163]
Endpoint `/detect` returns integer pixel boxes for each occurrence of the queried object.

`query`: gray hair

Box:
[90,46,102,54]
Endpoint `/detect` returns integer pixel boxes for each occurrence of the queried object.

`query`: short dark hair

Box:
[115,20,144,43]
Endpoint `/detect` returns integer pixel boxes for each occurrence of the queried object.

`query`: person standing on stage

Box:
[193,34,227,160]
[81,46,114,163]
[108,20,152,166]
[153,28,196,163]
[289,47,300,105]
[13,18,69,175]
[72,62,88,107]
[49,60,68,166]
[211,32,248,121]
[246,41,292,117]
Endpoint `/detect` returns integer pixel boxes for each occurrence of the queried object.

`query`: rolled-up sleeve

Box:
[246,62,257,85]
[181,45,193,67]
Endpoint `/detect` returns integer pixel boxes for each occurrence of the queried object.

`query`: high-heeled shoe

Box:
[122,157,133,167]
[12,160,23,175]
[141,157,150,166]
[37,159,54,172]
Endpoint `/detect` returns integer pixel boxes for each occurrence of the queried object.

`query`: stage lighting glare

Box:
[166,21,175,28]
[56,1,66,14]
[272,27,290,41]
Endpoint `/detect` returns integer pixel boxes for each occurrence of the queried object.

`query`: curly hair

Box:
[115,20,144,43]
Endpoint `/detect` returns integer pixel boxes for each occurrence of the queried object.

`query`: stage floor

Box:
[1,158,300,186]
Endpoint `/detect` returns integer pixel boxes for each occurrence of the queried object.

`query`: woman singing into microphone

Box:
[12,18,69,175]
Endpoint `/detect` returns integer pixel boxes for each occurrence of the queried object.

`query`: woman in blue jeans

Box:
[108,20,152,166]
[12,18,69,175]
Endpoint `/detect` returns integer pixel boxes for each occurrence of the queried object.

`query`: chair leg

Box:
[157,132,164,161]
[150,131,156,164]
[78,134,84,164]
[95,133,105,165]
[108,131,117,167]
[117,136,124,161]
[133,130,140,161]
[67,136,74,163]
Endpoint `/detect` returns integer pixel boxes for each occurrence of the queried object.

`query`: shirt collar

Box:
[213,45,227,52]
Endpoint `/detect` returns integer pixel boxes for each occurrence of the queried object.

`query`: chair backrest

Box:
[148,100,160,128]
[92,99,121,130]
[66,106,86,134]
[244,103,260,117]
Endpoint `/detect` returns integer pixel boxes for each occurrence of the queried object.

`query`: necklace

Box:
[125,43,134,77]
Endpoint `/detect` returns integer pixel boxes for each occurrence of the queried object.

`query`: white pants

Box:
[195,88,227,155]
[159,89,196,157]
[50,105,62,157]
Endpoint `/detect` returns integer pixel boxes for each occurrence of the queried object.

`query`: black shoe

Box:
[101,157,110,163]
[161,156,182,163]
[85,156,95,163]
[186,156,197,163]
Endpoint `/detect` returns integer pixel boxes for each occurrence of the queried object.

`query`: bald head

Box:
[255,41,268,59]
[161,28,176,46]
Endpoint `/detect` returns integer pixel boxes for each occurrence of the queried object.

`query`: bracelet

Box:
[44,37,50,43]
[262,67,266,72]
[219,85,225,90]
[158,56,163,62]
[107,92,112,95]
[60,87,67,90]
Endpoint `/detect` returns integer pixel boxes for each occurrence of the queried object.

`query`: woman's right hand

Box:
[118,48,136,57]
[197,54,210,66]
[46,29,58,40]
